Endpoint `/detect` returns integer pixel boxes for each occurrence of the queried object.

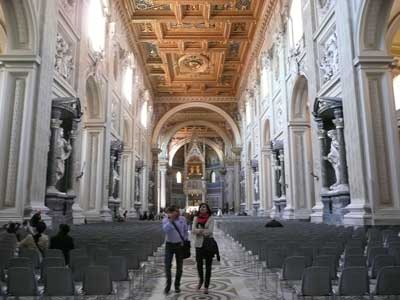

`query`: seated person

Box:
[50,224,74,265]
[19,221,49,257]
[265,219,283,228]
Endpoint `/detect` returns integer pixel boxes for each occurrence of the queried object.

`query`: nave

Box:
[146,226,273,300]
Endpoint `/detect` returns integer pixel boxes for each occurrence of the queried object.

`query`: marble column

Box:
[260,144,273,216]
[232,147,242,213]
[151,148,161,213]
[141,163,149,213]
[311,118,328,222]
[159,161,168,210]
[270,150,280,218]
[68,120,85,224]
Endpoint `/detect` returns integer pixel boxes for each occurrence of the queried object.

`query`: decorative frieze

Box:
[319,31,339,85]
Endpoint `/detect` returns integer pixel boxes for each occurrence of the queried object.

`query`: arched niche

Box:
[287,75,315,219]
[355,0,400,216]
[85,76,104,121]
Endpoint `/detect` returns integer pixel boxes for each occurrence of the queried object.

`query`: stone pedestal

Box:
[321,190,350,225]
[45,193,75,229]
[272,198,287,219]
[108,198,121,221]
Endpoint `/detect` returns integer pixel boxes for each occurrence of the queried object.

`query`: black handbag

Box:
[171,221,191,259]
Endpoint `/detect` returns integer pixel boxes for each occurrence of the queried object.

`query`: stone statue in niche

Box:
[325,129,341,190]
[254,174,259,197]
[112,163,120,199]
[55,128,72,183]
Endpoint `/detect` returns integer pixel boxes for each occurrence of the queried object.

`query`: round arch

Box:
[161,120,233,154]
[151,102,242,147]
[386,9,400,52]
[169,138,224,166]
[290,75,310,122]
[0,0,38,53]
[85,76,104,121]
[356,0,394,55]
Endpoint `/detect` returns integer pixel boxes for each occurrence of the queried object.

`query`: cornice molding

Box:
[155,96,237,103]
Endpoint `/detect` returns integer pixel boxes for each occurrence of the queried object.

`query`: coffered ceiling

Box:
[118,0,272,97]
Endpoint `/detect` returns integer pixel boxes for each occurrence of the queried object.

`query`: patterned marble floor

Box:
[139,229,282,300]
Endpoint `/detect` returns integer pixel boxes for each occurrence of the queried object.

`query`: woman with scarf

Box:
[192,203,214,294]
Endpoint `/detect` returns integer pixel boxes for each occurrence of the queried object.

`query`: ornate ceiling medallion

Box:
[178,54,209,73]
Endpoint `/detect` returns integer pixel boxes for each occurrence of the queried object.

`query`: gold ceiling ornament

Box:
[178,54,209,73]
[117,0,275,96]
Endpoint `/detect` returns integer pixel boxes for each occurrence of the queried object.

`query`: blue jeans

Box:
[165,242,184,289]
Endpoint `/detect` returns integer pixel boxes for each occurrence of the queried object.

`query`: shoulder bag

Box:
[171,221,191,259]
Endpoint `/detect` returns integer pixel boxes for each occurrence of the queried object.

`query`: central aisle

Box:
[144,227,278,300]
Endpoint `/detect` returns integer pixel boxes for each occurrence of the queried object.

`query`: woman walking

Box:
[192,203,214,294]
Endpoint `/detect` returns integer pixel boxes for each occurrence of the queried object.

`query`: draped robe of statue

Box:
[55,129,72,183]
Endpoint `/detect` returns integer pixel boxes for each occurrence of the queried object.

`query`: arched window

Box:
[288,0,303,48]
[122,65,133,104]
[393,75,400,111]
[176,171,182,183]
[141,101,148,127]
[210,171,216,183]
[87,0,106,52]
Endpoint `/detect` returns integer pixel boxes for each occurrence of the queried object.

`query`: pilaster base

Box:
[0,208,25,224]
[72,203,85,225]
[100,206,112,222]
[127,210,139,219]
[284,207,312,220]
[282,206,295,219]
[372,209,400,225]
[84,211,105,223]
[310,203,324,223]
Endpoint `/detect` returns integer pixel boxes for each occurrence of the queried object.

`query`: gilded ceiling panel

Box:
[118,0,272,97]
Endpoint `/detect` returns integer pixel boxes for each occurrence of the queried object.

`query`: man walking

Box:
[162,205,188,294]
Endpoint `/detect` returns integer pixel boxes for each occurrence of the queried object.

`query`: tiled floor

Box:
[140,229,282,300]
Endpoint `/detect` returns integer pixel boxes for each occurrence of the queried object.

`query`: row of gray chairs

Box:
[3,262,130,298]
[295,266,400,298]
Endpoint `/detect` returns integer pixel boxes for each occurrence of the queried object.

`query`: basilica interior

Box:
[2,1,400,299]
[1,0,400,226]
